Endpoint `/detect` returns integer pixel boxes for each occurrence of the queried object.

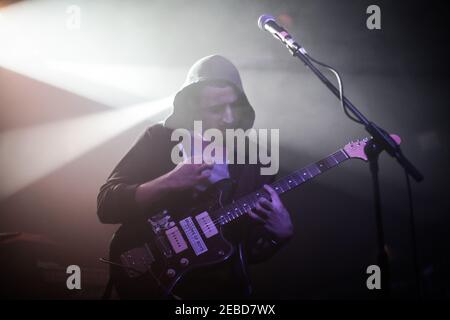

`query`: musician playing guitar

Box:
[97,55,295,299]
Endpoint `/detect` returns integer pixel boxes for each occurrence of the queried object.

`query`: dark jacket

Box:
[97,55,282,299]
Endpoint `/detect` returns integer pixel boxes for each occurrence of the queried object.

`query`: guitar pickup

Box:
[165,226,188,254]
[195,211,219,238]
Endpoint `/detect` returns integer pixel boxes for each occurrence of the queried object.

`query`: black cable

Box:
[99,257,182,300]
[304,52,363,124]
[99,257,146,276]
[405,169,422,298]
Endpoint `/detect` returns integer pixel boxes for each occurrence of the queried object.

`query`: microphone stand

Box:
[286,44,424,298]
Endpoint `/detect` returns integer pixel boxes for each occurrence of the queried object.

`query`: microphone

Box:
[257,14,303,53]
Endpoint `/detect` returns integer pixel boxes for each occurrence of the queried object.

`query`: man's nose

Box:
[222,105,235,124]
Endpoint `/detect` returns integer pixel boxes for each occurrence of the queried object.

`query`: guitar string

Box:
[206,171,311,226]
[205,150,349,227]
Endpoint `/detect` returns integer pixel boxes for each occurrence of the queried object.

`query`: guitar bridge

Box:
[148,210,174,233]
[147,210,175,258]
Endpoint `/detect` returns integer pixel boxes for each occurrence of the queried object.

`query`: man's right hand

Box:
[165,158,214,191]
[135,157,214,209]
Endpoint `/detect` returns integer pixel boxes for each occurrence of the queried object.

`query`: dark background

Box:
[0,0,449,299]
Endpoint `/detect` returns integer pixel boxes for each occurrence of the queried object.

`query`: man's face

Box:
[196,85,243,133]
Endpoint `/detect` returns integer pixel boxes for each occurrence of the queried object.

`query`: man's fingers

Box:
[197,162,214,172]
[198,170,211,180]
[263,184,281,204]
[255,203,271,218]
[247,209,266,224]
[258,197,274,210]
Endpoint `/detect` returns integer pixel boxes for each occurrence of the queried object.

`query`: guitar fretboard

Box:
[214,149,349,225]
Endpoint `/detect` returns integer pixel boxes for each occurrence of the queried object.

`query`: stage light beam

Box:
[0,97,173,200]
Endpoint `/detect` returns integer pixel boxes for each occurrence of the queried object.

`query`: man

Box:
[97,55,294,299]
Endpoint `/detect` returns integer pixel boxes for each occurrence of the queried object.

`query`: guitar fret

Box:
[273,184,283,193]
[237,198,251,211]
[234,205,243,217]
[281,179,291,191]
[307,164,321,177]
[286,175,298,187]
[335,149,349,162]
[330,154,339,165]
[316,160,327,171]
[325,160,333,169]
[242,195,256,209]
[233,204,243,216]
[299,169,312,180]
[293,171,305,183]
[254,190,268,201]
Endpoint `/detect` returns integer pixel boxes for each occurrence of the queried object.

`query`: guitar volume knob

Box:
[180,258,189,266]
[166,269,176,278]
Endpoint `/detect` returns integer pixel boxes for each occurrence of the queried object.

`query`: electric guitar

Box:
[108,134,401,297]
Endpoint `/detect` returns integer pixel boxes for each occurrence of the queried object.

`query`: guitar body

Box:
[109,182,236,298]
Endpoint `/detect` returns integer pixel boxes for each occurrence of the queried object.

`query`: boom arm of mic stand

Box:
[291,47,423,182]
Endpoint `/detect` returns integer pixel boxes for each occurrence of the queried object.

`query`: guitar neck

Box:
[215,149,350,225]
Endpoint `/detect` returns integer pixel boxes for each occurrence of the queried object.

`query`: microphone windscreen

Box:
[258,14,275,30]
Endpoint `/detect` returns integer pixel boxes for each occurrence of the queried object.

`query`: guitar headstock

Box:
[343,134,401,161]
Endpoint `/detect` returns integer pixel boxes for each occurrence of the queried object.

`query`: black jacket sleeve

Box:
[97,125,164,224]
